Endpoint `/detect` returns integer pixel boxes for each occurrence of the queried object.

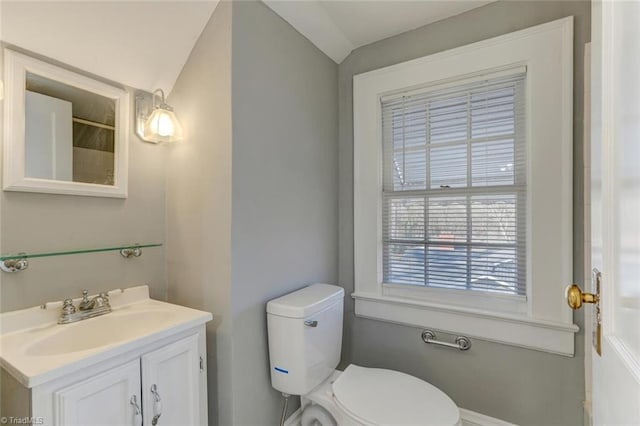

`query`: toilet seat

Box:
[331,364,460,426]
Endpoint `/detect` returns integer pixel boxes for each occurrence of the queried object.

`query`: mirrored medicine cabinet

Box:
[2,48,129,198]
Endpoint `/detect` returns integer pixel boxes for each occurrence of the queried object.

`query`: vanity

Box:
[0,286,212,426]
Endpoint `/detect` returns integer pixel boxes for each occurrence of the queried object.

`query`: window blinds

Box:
[381,71,526,296]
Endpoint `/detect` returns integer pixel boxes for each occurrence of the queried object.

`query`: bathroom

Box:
[0,0,638,425]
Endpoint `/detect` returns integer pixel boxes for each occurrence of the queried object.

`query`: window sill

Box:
[352,292,579,356]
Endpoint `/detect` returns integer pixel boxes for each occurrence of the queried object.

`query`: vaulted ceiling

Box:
[0,1,493,94]
[263,0,495,63]
[0,1,219,93]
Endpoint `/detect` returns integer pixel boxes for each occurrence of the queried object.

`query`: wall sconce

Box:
[135,89,183,143]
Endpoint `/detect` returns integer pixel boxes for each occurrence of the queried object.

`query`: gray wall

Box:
[1,1,591,424]
[166,2,234,425]
[230,2,338,424]
[167,2,338,425]
[0,58,167,313]
[337,2,590,425]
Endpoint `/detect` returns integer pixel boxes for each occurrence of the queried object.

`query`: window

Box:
[353,17,577,355]
[382,73,526,297]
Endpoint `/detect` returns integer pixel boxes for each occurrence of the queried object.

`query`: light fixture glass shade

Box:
[142,107,184,143]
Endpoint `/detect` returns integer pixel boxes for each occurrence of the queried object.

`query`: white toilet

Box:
[267,283,461,426]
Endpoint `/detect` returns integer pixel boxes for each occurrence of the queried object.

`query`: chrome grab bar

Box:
[421,329,471,351]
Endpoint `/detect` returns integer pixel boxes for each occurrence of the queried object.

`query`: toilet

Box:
[267,284,461,426]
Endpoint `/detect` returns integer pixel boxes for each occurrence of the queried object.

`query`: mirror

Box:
[25,73,116,185]
[3,48,129,198]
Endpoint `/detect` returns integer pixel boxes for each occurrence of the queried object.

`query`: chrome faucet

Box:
[58,289,112,324]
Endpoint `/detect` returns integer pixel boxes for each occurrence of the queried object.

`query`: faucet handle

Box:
[93,292,110,308]
[78,289,93,311]
[62,298,76,315]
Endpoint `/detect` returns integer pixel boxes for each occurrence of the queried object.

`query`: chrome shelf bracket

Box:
[0,255,28,273]
[120,247,142,258]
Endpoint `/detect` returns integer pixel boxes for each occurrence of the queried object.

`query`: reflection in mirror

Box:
[25,73,116,185]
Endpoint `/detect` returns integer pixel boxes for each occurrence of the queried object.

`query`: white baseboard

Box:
[284,407,516,426]
[460,408,517,426]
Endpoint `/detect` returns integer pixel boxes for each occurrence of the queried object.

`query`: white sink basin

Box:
[25,310,175,356]
[0,285,212,388]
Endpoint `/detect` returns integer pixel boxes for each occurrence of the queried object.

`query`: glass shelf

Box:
[0,243,162,261]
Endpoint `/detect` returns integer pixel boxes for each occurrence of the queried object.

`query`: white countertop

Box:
[0,285,212,388]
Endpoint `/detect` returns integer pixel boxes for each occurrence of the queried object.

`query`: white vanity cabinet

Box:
[30,328,208,426]
[0,286,212,426]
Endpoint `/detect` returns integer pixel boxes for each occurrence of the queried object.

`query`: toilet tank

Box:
[267,284,344,396]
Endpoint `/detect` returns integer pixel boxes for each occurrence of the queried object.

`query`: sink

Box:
[25,310,175,356]
[0,285,213,388]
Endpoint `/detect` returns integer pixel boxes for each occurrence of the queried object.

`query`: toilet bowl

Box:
[301,365,461,426]
[267,284,461,426]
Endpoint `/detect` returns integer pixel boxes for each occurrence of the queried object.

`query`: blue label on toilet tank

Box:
[274,367,289,374]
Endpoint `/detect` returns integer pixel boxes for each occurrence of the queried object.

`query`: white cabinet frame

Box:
[3,48,129,198]
[30,327,208,426]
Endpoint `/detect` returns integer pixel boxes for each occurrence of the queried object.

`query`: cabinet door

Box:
[141,334,201,426]
[53,359,142,426]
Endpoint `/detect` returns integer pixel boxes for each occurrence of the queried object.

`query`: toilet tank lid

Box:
[267,284,344,318]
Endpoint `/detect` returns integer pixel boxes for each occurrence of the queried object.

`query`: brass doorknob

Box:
[565,284,599,309]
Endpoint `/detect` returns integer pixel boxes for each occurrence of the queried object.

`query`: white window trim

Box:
[353,17,578,356]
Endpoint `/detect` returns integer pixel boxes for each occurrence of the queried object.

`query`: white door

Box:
[53,359,142,426]
[25,90,73,181]
[587,0,640,423]
[141,334,201,426]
